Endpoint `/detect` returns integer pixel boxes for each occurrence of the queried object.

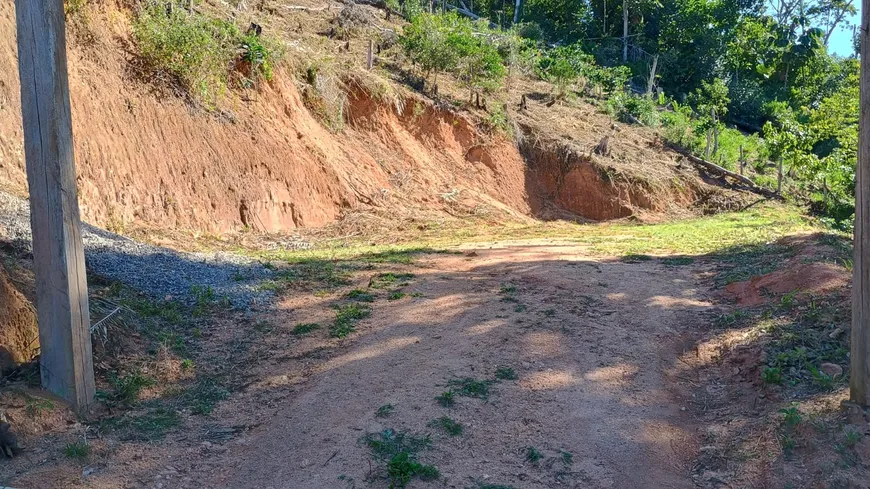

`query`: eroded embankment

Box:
[0,1,744,234]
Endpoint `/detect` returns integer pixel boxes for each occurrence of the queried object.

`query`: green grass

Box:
[429,416,463,436]
[99,370,155,406]
[365,429,438,487]
[184,378,229,415]
[435,391,455,407]
[495,366,518,381]
[447,377,493,400]
[347,289,376,302]
[292,322,321,335]
[24,395,56,416]
[63,440,91,459]
[370,272,416,289]
[331,303,372,338]
[388,291,408,301]
[525,446,543,464]
[375,404,395,418]
[101,407,181,441]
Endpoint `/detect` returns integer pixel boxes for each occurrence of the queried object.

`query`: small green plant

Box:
[388,291,408,301]
[376,404,395,418]
[845,429,861,447]
[779,405,802,428]
[180,359,195,370]
[513,304,527,313]
[104,370,155,405]
[292,322,321,335]
[780,289,799,308]
[429,416,463,436]
[780,434,796,456]
[762,366,783,385]
[331,303,372,338]
[525,446,543,464]
[63,440,90,459]
[185,378,229,415]
[370,272,416,289]
[561,450,574,465]
[347,289,376,302]
[25,396,56,416]
[499,284,517,294]
[435,390,455,407]
[447,377,492,400]
[495,366,517,380]
[386,451,440,487]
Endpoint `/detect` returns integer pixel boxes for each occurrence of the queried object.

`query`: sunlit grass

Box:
[245,204,820,263]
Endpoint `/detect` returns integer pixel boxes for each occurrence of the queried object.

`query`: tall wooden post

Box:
[851,0,870,406]
[367,39,374,70]
[777,156,783,194]
[15,0,95,409]
[739,145,744,176]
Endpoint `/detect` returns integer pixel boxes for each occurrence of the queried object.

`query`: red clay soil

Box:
[724,235,850,306]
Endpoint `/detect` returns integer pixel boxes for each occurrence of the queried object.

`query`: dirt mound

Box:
[0,262,38,373]
[724,234,851,306]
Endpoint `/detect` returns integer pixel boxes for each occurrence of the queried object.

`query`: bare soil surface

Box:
[2,241,717,489]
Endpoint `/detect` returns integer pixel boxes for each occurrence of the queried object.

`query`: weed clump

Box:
[132,1,280,105]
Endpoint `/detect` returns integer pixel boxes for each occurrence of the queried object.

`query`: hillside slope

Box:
[0,0,746,234]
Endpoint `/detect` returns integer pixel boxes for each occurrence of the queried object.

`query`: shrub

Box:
[133,1,280,105]
[606,92,659,126]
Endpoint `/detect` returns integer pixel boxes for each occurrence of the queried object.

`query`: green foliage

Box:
[435,390,456,407]
[429,416,464,436]
[292,322,321,335]
[185,378,229,415]
[132,1,280,105]
[494,366,517,380]
[331,303,372,338]
[387,452,440,487]
[606,92,659,126]
[525,446,543,464]
[400,13,507,96]
[64,440,91,459]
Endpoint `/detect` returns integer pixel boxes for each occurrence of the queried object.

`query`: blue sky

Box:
[828,8,860,56]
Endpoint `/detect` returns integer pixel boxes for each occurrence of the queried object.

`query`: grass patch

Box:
[447,377,493,400]
[365,429,437,487]
[184,378,229,415]
[495,366,518,381]
[388,291,408,301]
[429,416,463,436]
[435,391,455,407]
[347,289,376,302]
[370,272,416,289]
[97,370,155,406]
[330,303,372,338]
[292,322,321,335]
[24,395,56,416]
[101,406,181,441]
[375,404,395,418]
[622,253,653,263]
[63,440,90,459]
[525,446,543,464]
[132,1,280,106]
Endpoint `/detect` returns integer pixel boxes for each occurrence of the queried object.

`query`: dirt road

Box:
[2,241,714,489]
[158,241,708,489]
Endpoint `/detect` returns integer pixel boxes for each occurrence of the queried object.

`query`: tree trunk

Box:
[622,0,628,62]
[513,0,522,24]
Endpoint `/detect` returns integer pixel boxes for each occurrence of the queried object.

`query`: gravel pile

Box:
[0,192,274,309]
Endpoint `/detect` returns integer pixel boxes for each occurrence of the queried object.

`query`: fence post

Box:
[777,156,783,194]
[367,39,373,70]
[739,145,744,176]
[15,0,95,409]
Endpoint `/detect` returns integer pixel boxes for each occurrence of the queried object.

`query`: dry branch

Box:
[664,142,781,199]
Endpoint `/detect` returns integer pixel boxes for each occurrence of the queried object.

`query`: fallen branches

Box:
[664,142,781,200]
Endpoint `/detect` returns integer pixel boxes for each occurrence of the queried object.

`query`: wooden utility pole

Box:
[15,0,95,409]
[851,0,870,406]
